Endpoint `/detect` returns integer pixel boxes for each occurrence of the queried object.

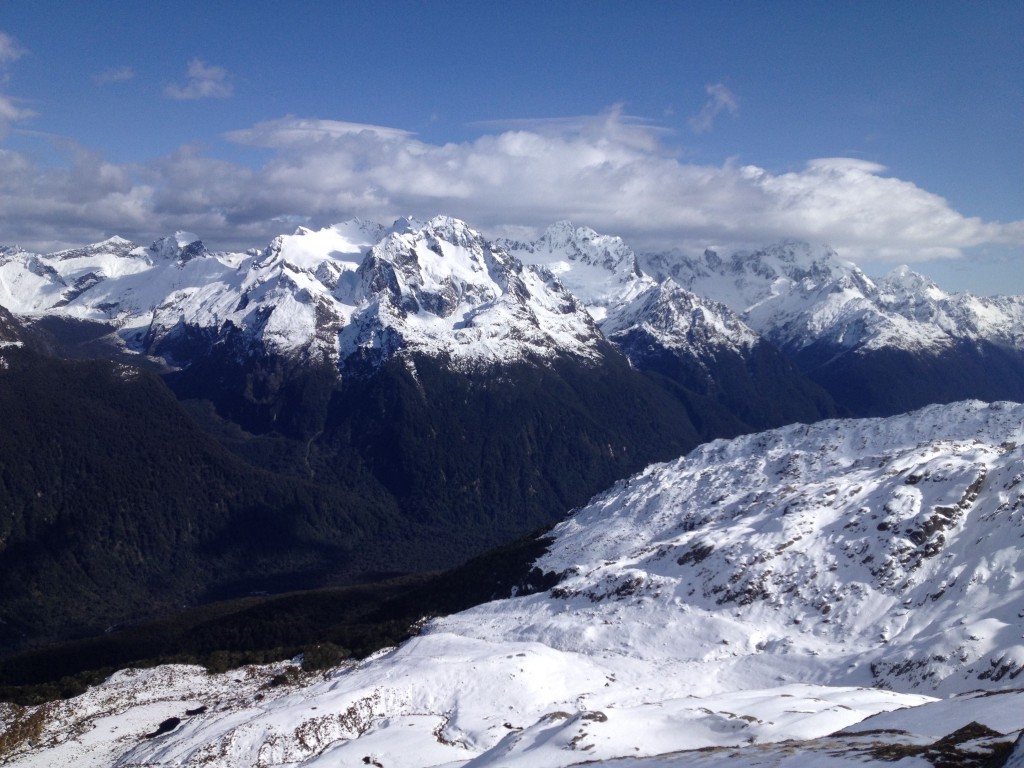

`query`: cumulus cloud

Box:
[689,83,739,134]
[0,111,1019,269]
[165,58,232,100]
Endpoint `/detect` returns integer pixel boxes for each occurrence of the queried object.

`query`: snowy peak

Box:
[412,214,484,250]
[878,264,948,302]
[147,221,386,363]
[872,266,1024,348]
[500,221,653,321]
[641,239,1024,355]
[601,278,758,355]
[50,235,141,262]
[671,240,873,316]
[360,216,509,315]
[271,219,382,269]
[644,240,863,299]
[147,231,211,264]
[340,217,604,367]
[534,220,641,276]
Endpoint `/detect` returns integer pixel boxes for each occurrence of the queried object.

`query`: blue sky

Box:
[0,1,1021,294]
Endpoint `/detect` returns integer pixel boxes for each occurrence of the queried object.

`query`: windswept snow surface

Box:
[5,400,1023,767]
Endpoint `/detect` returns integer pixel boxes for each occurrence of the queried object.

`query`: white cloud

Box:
[227,117,414,147]
[0,93,34,122]
[165,58,232,100]
[0,31,26,66]
[689,83,739,134]
[96,66,134,84]
[0,111,1019,274]
[0,31,31,138]
[471,104,671,152]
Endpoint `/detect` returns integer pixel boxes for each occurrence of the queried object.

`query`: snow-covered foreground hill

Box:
[3,400,1023,767]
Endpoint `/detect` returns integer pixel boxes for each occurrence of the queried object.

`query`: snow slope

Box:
[460,399,1024,697]
[4,400,1022,767]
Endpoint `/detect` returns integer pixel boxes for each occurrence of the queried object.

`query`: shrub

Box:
[301,642,350,673]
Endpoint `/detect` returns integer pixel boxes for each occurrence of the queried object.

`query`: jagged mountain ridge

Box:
[9,216,1019,422]
[640,240,1024,355]
[1,217,609,371]
[639,240,1024,415]
[4,399,1023,768]
[0,215,841,437]
[503,222,838,428]
[0,219,817,382]
[337,216,605,368]
[4,223,1021,373]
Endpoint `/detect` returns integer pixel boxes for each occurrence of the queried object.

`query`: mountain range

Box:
[4,218,1022,418]
[1,217,1023,764]
[1,217,1022,648]
[641,240,1024,414]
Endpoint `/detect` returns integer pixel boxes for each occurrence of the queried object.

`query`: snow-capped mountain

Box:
[4,223,1021,385]
[503,221,758,357]
[600,278,758,360]
[0,216,842,441]
[338,216,604,368]
[505,223,837,428]
[145,221,379,365]
[875,264,1024,349]
[640,240,1024,415]
[0,233,227,325]
[0,218,607,372]
[499,221,653,321]
[642,239,1024,355]
[4,400,1022,767]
